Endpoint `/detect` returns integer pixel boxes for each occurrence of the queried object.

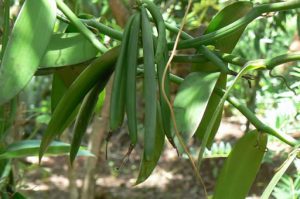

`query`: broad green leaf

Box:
[261,151,298,199]
[213,130,268,199]
[193,1,253,72]
[205,1,253,53]
[0,0,57,105]
[40,33,98,67]
[173,72,220,153]
[0,140,94,159]
[136,104,165,185]
[195,74,227,148]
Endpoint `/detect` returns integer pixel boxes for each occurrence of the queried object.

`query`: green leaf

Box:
[0,0,57,105]
[261,151,298,199]
[40,33,98,67]
[94,89,106,114]
[193,1,253,72]
[173,72,220,153]
[195,74,227,148]
[0,140,94,159]
[39,47,118,161]
[70,82,106,164]
[205,1,253,53]
[136,103,165,185]
[213,130,268,199]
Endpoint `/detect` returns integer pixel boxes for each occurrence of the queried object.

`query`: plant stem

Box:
[168,0,300,49]
[139,68,298,147]
[215,89,298,147]
[57,1,300,54]
[35,51,300,76]
[173,52,247,66]
[264,52,300,69]
[56,0,108,53]
[82,19,123,40]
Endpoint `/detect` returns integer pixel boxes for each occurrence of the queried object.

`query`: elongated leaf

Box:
[0,140,93,159]
[213,130,268,199]
[40,33,98,67]
[39,47,119,161]
[136,103,165,185]
[173,72,219,153]
[70,82,104,164]
[0,0,57,105]
[261,152,297,199]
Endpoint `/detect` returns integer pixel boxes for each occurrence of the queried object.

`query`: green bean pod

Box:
[213,130,267,199]
[109,15,135,131]
[39,47,119,161]
[136,101,165,185]
[70,81,106,165]
[141,6,157,161]
[143,1,173,147]
[142,0,167,61]
[125,13,141,147]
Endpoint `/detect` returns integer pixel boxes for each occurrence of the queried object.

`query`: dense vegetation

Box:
[1,0,300,198]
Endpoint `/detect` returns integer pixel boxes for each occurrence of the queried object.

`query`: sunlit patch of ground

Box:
[18,117,291,199]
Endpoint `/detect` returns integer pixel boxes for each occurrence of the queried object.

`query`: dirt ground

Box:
[16,117,294,199]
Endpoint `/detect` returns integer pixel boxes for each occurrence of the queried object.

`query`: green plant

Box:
[1,0,300,198]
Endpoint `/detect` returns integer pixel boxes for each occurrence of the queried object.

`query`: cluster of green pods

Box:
[109,1,172,184]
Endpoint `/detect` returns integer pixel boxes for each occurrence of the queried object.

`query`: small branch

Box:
[56,0,108,53]
[168,0,300,49]
[215,88,298,147]
[138,67,299,147]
